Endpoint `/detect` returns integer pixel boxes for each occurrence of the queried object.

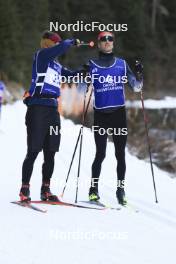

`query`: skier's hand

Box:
[135,60,143,81]
[66,39,81,46]
[23,91,31,105]
[135,60,143,74]
[74,39,81,46]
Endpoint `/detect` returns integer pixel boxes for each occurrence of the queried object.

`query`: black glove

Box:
[135,60,143,74]
[135,60,143,81]
[73,38,81,46]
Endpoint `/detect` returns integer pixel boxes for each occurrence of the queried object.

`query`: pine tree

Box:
[0,0,23,81]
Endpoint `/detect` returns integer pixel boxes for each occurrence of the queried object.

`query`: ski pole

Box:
[74,88,93,203]
[140,90,158,203]
[75,126,84,203]
[78,41,94,47]
[60,100,86,198]
[61,85,93,198]
[60,128,82,197]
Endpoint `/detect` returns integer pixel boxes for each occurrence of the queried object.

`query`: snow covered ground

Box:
[0,101,176,264]
[126,96,176,109]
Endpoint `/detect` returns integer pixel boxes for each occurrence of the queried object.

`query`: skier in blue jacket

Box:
[87,31,143,205]
[20,31,79,202]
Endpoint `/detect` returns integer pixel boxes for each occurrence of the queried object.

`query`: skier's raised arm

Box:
[37,39,76,65]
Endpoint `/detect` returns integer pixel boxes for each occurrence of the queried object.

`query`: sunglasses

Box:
[99,35,114,42]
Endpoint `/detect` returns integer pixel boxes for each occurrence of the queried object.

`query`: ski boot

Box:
[116,188,127,206]
[19,184,31,202]
[41,182,59,202]
[89,187,100,201]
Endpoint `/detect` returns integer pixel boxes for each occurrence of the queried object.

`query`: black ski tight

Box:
[22,150,56,184]
[91,132,127,187]
[91,107,127,189]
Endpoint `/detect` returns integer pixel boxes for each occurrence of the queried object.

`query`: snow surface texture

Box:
[0,101,176,264]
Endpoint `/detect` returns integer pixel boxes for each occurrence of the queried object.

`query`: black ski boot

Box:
[41,182,59,202]
[89,187,100,201]
[19,184,31,202]
[116,188,127,206]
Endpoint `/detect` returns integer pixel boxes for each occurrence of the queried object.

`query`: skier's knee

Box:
[43,151,55,164]
[25,151,39,162]
[96,151,106,162]
[115,150,125,161]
